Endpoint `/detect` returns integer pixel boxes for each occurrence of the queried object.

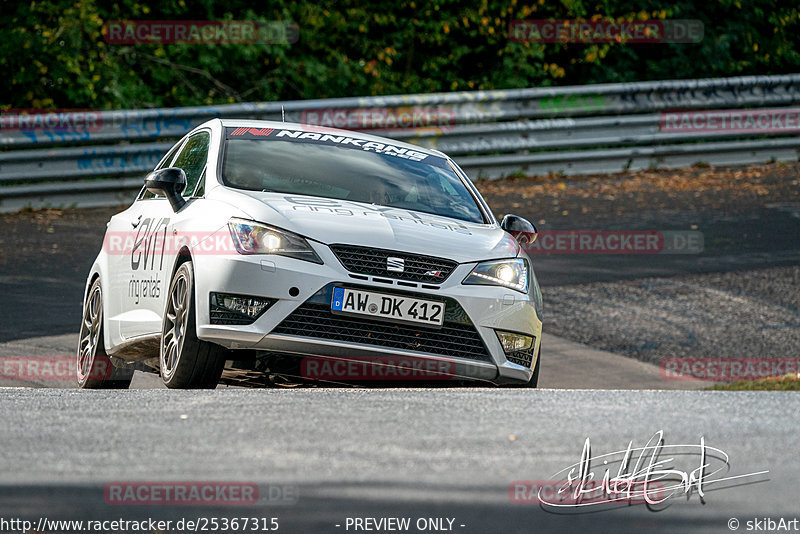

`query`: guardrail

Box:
[2,73,800,211]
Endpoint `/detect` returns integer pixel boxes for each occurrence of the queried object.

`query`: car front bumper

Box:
[193,237,542,385]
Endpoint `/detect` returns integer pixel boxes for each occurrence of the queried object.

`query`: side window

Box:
[172,131,211,198]
[140,141,183,200]
[194,169,206,197]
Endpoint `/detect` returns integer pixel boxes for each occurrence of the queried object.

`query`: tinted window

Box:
[172,131,211,197]
[222,138,484,223]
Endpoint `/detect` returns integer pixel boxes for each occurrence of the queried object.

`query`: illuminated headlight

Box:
[463,258,528,293]
[496,331,534,353]
[228,218,323,264]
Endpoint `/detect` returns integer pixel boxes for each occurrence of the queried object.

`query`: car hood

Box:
[226,191,519,264]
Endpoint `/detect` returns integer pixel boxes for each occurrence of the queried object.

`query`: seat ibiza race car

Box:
[77,119,543,389]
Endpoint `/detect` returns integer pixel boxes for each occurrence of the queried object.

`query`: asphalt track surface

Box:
[0,163,798,532]
[0,388,795,533]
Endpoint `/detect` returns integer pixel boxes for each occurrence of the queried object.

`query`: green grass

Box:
[711,375,800,391]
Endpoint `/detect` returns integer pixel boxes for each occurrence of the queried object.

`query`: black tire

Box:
[160,261,225,389]
[528,345,541,388]
[77,279,134,389]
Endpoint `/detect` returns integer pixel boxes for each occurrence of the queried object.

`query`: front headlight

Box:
[227,218,323,264]
[462,258,528,293]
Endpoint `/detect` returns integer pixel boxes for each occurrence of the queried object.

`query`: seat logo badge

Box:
[387,257,405,273]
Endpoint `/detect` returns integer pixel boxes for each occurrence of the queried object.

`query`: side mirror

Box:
[145,167,187,212]
[501,214,538,245]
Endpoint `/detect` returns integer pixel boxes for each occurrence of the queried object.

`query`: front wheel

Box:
[528,345,541,388]
[160,261,225,389]
[77,279,134,389]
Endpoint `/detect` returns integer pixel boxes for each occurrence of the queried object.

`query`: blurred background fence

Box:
[1,73,799,211]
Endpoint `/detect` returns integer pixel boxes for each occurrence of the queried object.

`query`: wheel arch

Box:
[169,245,194,278]
[86,271,100,299]
[83,266,107,349]
[166,245,196,320]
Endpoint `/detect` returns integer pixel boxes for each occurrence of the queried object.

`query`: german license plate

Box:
[331,287,444,327]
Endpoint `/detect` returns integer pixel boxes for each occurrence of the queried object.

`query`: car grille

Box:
[271,303,492,362]
[210,308,257,325]
[505,345,536,368]
[330,244,458,284]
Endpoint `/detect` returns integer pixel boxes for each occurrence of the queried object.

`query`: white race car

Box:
[77,119,543,389]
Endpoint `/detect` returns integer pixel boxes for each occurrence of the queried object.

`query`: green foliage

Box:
[1,0,799,109]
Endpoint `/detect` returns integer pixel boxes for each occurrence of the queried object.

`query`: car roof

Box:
[215,118,448,159]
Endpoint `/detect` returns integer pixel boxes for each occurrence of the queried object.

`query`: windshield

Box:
[221,129,486,223]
